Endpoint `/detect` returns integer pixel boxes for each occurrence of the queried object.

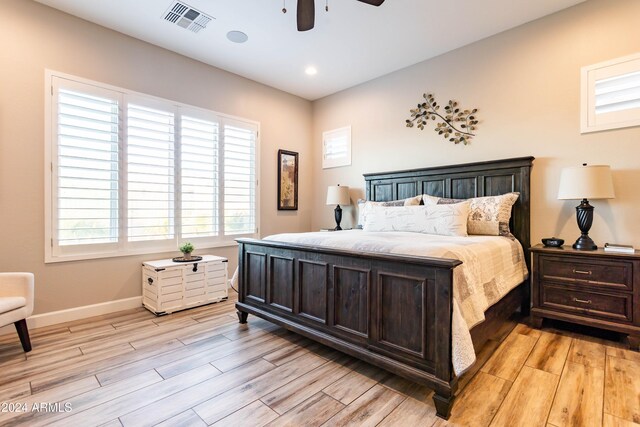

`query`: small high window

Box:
[581,52,640,133]
[322,126,351,169]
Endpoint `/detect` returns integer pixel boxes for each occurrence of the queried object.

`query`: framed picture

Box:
[277,149,298,210]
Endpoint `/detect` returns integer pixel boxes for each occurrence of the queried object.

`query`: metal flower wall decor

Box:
[405,93,479,145]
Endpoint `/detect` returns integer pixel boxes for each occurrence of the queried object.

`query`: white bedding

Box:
[263,230,528,375]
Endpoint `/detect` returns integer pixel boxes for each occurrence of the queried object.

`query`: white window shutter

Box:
[223,122,257,236]
[55,85,120,246]
[127,103,175,241]
[181,115,219,238]
[594,71,640,114]
[582,52,640,133]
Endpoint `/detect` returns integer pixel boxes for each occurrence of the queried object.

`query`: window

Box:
[181,115,219,239]
[45,71,259,262]
[54,84,120,248]
[223,122,257,235]
[322,126,351,169]
[581,52,640,133]
[127,102,176,243]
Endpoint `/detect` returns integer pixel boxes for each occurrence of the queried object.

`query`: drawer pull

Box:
[193,263,198,272]
[572,297,592,304]
[572,269,592,275]
[147,277,154,285]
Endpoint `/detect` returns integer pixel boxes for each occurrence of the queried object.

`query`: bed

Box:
[235,156,534,419]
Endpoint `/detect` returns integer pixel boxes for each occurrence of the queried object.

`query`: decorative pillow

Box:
[465,193,519,236]
[356,195,422,228]
[421,192,520,236]
[363,203,470,237]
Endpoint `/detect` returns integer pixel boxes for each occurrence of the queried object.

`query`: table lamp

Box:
[326,185,350,230]
[557,164,615,250]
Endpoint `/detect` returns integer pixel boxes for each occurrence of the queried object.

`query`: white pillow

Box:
[422,192,519,236]
[356,195,422,228]
[363,203,470,237]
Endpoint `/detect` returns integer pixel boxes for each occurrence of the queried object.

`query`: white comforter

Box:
[264,230,528,375]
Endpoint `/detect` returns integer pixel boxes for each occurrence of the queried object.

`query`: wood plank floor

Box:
[1,292,639,426]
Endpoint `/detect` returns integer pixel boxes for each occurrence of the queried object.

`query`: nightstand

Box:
[531,244,640,350]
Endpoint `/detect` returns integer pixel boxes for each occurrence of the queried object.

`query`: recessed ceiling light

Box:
[227,31,248,43]
[305,66,317,76]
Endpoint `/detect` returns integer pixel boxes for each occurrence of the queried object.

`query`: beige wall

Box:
[0,0,312,314]
[2,0,640,317]
[312,0,640,250]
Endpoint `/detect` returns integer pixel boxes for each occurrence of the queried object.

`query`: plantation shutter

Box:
[127,103,175,241]
[53,80,120,247]
[47,72,260,262]
[582,53,640,133]
[595,71,640,114]
[180,114,219,238]
[222,121,257,235]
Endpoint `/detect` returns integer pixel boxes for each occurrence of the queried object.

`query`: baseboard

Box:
[0,296,142,335]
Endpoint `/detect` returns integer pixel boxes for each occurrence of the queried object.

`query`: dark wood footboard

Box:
[236,237,462,418]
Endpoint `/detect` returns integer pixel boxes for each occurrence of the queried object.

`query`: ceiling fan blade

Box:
[356,0,385,5]
[297,0,315,31]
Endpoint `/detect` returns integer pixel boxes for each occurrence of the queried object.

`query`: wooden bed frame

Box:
[235,156,534,419]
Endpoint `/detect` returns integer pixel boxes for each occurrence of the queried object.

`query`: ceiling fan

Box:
[291,0,386,32]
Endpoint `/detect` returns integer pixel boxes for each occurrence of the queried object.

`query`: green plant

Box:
[179,242,194,254]
[405,93,479,145]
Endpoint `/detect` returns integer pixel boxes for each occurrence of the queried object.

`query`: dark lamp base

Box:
[334,205,343,231]
[572,198,597,251]
[572,235,597,251]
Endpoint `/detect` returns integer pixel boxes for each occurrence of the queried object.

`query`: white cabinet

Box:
[142,255,228,315]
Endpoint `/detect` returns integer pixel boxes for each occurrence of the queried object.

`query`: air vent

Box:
[163,1,213,33]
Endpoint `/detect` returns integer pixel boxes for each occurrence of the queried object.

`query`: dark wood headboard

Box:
[363,156,535,253]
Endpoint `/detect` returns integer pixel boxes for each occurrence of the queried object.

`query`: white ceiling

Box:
[34,0,586,100]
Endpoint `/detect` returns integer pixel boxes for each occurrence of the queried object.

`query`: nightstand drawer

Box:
[541,283,632,322]
[539,256,633,291]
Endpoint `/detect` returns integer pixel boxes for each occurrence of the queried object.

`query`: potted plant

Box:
[179,242,195,260]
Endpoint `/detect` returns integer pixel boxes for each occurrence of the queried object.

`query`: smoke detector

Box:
[163,1,213,33]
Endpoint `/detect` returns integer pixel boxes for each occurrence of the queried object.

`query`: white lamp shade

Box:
[326,185,350,205]
[557,165,615,200]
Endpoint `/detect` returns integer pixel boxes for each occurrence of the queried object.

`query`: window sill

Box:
[45,239,241,264]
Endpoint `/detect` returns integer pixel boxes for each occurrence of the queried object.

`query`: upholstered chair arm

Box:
[0,272,35,317]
